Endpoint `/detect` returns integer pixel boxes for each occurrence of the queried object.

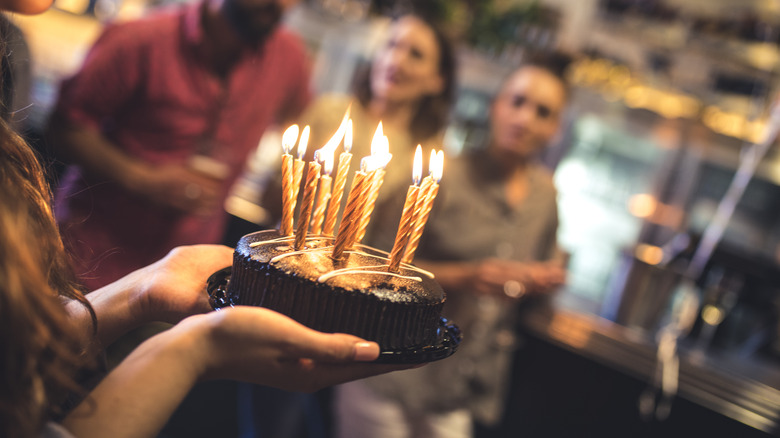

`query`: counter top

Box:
[519,296,780,434]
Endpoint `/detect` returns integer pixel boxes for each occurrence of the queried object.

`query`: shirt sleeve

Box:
[54,22,146,133]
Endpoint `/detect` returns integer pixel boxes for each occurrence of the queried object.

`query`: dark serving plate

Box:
[206,267,460,364]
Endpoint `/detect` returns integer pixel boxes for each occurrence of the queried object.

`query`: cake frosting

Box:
[227,230,446,350]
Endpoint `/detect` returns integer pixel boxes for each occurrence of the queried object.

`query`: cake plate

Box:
[206,267,461,364]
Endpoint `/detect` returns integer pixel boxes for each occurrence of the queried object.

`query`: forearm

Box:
[63,320,204,438]
[415,260,476,295]
[49,116,144,191]
[63,268,148,348]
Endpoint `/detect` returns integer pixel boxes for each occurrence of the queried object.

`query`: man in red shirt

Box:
[50,0,310,290]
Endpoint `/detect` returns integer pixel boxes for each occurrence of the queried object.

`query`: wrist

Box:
[118,158,151,195]
[165,314,214,381]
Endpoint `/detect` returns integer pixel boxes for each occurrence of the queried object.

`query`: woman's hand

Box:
[131,245,234,325]
[65,245,233,348]
[188,306,413,392]
[65,306,411,438]
[471,258,566,298]
[128,162,224,216]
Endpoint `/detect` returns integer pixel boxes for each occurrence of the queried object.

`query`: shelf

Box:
[520,300,780,434]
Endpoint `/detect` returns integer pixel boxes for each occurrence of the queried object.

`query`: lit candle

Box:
[280,124,299,235]
[294,157,321,250]
[403,149,444,264]
[388,145,424,272]
[310,148,334,235]
[323,118,353,236]
[331,156,370,260]
[291,125,310,213]
[355,128,392,244]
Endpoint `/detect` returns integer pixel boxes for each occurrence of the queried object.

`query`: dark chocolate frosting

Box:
[228,230,445,349]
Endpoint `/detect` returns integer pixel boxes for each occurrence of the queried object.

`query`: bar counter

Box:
[495,294,780,437]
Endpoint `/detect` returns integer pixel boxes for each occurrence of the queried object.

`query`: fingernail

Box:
[353,342,378,361]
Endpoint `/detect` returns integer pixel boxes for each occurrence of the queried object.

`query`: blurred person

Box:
[0,4,408,438]
[260,13,456,227]
[334,55,571,438]
[239,14,457,437]
[48,0,311,291]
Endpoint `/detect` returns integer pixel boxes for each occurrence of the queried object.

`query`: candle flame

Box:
[297,125,310,159]
[323,147,335,175]
[344,119,353,153]
[428,149,436,175]
[413,145,423,185]
[370,122,384,156]
[361,155,381,173]
[282,124,299,154]
[369,135,392,169]
[432,150,444,182]
[323,111,351,153]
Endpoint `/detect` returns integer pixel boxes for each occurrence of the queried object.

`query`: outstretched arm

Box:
[64,245,234,349]
[418,257,566,300]
[50,117,224,215]
[63,307,410,438]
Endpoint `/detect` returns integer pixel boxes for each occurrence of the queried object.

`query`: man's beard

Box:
[222,0,283,47]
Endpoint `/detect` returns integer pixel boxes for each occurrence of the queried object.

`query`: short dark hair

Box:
[513,50,574,100]
[352,14,457,143]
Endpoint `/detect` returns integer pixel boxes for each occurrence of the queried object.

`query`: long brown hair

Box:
[352,14,457,144]
[0,113,95,435]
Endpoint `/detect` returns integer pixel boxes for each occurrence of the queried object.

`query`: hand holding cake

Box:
[217,117,459,364]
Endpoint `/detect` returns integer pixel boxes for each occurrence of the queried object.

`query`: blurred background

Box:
[10,0,780,436]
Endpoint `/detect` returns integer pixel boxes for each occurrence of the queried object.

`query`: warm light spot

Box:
[371,122,384,155]
[369,126,392,170]
[548,313,593,349]
[635,243,664,265]
[749,119,767,143]
[432,150,444,182]
[344,119,353,153]
[413,145,423,185]
[282,124,299,154]
[323,112,351,153]
[360,155,379,173]
[374,137,392,169]
[624,85,647,108]
[628,193,657,218]
[297,125,310,159]
[701,305,725,326]
[321,147,335,175]
[608,65,631,87]
[658,95,681,119]
[679,96,701,118]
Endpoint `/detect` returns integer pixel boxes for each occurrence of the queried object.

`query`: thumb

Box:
[286,332,381,363]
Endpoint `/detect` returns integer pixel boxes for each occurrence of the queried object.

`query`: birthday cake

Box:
[226,230,446,351]
[208,119,457,362]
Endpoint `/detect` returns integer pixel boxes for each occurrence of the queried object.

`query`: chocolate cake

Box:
[226,230,446,351]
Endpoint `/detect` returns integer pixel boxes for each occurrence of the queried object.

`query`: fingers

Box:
[200,307,424,393]
[285,330,381,363]
[144,164,223,214]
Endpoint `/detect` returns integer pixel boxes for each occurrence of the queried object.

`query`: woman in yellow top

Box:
[263,13,457,235]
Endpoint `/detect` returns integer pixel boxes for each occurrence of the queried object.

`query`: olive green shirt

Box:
[362,151,560,425]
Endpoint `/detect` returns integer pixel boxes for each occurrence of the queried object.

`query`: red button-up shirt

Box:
[54,1,310,289]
